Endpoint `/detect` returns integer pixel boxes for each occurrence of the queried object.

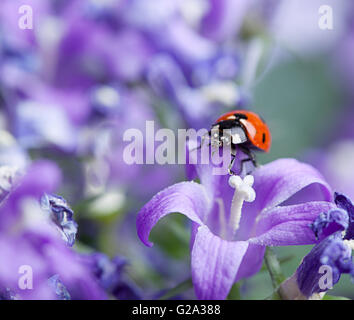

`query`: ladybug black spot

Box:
[262,133,266,143]
[234,113,248,120]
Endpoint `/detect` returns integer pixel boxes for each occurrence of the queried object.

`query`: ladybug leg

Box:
[228,144,238,176]
[189,130,211,153]
[239,146,257,176]
[200,131,211,150]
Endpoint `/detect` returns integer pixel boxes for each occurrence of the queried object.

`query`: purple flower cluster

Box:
[0,161,106,299]
[0,160,142,300]
[0,0,353,301]
[0,0,254,203]
[0,0,256,300]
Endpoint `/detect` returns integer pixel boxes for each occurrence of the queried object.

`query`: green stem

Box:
[260,255,294,273]
[264,247,285,291]
[158,278,193,300]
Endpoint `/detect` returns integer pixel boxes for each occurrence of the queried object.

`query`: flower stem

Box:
[158,278,193,300]
[264,247,285,291]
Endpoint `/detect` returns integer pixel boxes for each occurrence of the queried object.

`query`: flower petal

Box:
[296,232,354,297]
[137,182,210,247]
[335,192,354,240]
[40,194,78,247]
[236,158,333,240]
[253,158,333,209]
[235,244,266,281]
[249,201,336,246]
[0,160,61,231]
[310,208,349,241]
[191,225,248,300]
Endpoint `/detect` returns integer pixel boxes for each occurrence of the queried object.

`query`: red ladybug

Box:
[209,110,271,175]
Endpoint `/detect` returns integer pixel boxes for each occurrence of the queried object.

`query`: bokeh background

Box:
[0,0,353,299]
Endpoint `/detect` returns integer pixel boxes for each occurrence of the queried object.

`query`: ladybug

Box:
[208,110,271,175]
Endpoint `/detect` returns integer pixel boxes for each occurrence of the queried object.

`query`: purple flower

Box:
[310,209,349,241]
[0,288,18,300]
[146,53,241,129]
[200,0,250,41]
[48,274,71,300]
[296,234,353,298]
[0,133,29,171]
[0,0,50,49]
[83,87,183,203]
[137,158,334,299]
[0,160,106,299]
[294,193,354,298]
[40,193,78,247]
[13,99,78,152]
[335,192,354,240]
[80,253,142,300]
[0,160,61,230]
[190,50,239,87]
[0,165,21,204]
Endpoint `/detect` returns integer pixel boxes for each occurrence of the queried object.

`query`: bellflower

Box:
[137,158,335,299]
[280,192,354,299]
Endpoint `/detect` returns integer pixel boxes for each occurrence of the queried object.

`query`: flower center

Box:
[228,175,256,239]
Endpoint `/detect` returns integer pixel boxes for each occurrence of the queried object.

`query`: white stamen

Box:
[228,175,256,238]
[215,197,227,239]
[343,239,354,251]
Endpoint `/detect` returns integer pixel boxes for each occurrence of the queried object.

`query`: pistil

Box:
[228,175,256,239]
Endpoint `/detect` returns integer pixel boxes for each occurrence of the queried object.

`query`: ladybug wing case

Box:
[230,125,248,145]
